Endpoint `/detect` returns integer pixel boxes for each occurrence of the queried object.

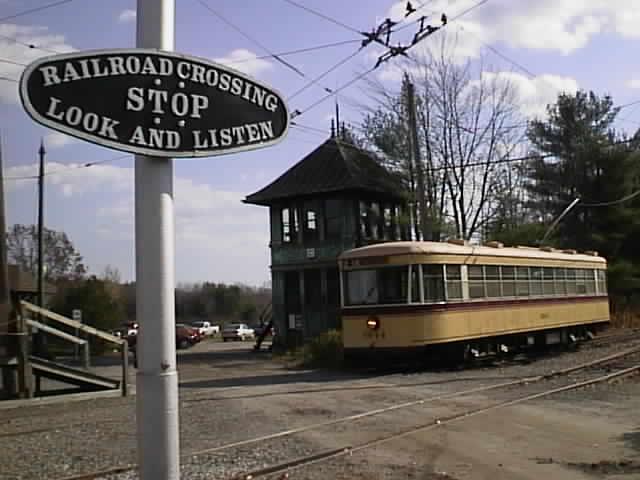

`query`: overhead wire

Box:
[4,154,131,181]
[194,0,307,79]
[280,0,362,36]
[579,189,640,208]
[292,0,490,119]
[0,57,27,67]
[0,0,77,23]
[220,39,361,66]
[0,32,62,54]
[457,25,537,78]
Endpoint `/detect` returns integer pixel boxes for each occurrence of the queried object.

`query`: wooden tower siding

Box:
[244,138,409,349]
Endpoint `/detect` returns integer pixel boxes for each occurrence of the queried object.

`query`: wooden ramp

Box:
[29,356,120,396]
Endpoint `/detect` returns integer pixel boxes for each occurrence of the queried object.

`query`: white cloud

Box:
[0,23,75,104]
[6,162,270,281]
[385,0,640,59]
[213,49,272,77]
[627,78,640,89]
[44,132,77,149]
[118,9,136,23]
[477,72,580,119]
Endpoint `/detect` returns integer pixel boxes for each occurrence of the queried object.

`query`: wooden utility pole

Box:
[34,139,46,357]
[405,76,428,241]
[0,135,9,361]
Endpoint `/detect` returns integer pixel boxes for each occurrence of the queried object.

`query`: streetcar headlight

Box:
[366,317,380,330]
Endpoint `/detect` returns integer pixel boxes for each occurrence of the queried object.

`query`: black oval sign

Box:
[19,49,290,158]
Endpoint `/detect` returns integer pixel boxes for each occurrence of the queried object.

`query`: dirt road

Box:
[1,336,638,480]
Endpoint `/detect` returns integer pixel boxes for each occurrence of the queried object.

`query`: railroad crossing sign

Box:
[19,49,289,158]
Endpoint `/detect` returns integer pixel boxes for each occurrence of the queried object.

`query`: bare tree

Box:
[360,34,527,241]
[6,224,87,281]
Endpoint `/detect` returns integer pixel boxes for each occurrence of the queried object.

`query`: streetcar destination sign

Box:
[19,49,290,157]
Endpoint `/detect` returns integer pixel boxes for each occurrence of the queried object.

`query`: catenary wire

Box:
[4,154,131,181]
[458,25,537,78]
[281,0,362,36]
[292,0,491,118]
[194,0,307,79]
[0,0,77,23]
[0,32,64,54]
[579,189,640,207]
[0,57,27,67]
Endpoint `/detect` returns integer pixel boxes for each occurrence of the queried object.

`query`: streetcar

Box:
[338,240,610,363]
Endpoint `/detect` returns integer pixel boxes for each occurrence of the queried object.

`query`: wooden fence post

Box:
[121,340,129,397]
[15,299,33,398]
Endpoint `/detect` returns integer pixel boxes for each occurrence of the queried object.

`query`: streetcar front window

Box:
[344,266,409,305]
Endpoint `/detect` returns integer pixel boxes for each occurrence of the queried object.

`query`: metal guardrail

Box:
[19,300,129,397]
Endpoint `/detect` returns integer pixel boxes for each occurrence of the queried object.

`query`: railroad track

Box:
[54,344,640,480]
[585,327,640,348]
[4,329,638,440]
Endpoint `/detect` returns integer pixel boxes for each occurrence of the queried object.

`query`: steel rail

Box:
[52,344,640,480]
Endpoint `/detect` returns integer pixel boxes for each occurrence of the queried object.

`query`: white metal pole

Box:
[135,1,180,480]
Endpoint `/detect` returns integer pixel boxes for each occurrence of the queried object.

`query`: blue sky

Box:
[2,0,640,286]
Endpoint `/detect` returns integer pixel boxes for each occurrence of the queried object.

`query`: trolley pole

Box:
[135,1,180,480]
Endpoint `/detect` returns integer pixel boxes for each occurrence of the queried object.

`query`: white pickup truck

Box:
[191,321,220,336]
[222,323,255,341]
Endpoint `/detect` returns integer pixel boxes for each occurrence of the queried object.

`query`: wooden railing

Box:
[18,300,129,397]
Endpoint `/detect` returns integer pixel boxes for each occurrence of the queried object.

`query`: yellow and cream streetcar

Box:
[338,240,609,362]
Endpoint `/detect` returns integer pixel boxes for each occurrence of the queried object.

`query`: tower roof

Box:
[244,138,405,206]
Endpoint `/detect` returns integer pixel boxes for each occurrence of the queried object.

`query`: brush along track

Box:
[53,344,640,480]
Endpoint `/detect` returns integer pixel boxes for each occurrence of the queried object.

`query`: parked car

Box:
[222,323,254,341]
[127,324,202,352]
[191,321,219,337]
[176,323,202,349]
[121,322,138,336]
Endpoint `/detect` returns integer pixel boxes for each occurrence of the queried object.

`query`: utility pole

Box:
[0,135,9,354]
[34,139,46,357]
[135,1,180,480]
[405,76,428,241]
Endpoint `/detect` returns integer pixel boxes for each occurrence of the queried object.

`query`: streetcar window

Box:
[423,265,444,302]
[345,269,377,305]
[516,267,530,296]
[576,269,587,294]
[485,266,501,298]
[597,270,607,294]
[565,268,577,294]
[344,267,409,305]
[445,265,463,299]
[543,267,555,296]
[468,266,485,299]
[585,269,596,294]
[501,266,516,297]
[554,268,566,295]
[410,265,421,303]
[530,267,543,296]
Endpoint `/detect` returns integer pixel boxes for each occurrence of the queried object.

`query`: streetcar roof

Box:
[338,241,606,265]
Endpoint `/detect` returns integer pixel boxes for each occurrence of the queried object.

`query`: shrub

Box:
[300,329,344,369]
